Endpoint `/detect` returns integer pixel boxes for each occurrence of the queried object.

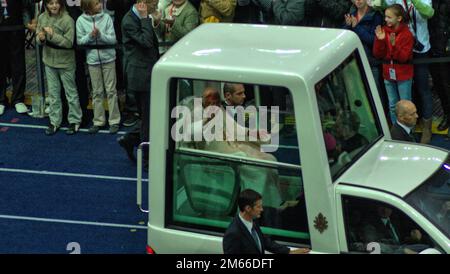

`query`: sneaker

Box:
[88,125,101,134]
[45,125,59,136]
[122,114,139,127]
[15,103,29,114]
[109,124,120,134]
[0,104,4,116]
[66,123,80,135]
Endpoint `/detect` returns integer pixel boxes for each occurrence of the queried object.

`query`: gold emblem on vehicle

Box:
[314,213,328,234]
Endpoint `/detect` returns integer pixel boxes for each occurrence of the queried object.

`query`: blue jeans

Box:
[384,79,413,124]
[414,52,433,120]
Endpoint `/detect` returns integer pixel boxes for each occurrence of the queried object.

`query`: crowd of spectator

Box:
[0,0,449,151]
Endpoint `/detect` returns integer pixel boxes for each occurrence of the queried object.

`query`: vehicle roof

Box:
[158,23,362,84]
[338,141,448,198]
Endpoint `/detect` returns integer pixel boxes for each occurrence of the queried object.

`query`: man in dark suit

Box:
[223,189,310,254]
[117,0,160,165]
[390,100,419,142]
[362,204,428,254]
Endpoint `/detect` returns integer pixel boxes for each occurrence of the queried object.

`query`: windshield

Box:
[315,51,383,180]
[405,158,450,239]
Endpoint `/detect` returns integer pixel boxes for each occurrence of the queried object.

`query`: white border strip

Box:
[0,122,126,134]
[0,167,148,182]
[0,214,147,230]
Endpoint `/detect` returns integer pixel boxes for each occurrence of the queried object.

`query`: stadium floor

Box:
[0,109,149,254]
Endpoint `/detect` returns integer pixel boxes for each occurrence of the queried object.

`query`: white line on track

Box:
[0,122,126,134]
[0,214,147,230]
[0,167,148,182]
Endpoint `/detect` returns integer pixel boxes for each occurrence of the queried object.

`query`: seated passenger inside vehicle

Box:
[334,111,368,154]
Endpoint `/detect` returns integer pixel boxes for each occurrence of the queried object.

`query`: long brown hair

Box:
[386,3,410,24]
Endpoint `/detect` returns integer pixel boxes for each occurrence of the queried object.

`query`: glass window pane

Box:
[171,79,300,166]
[315,51,383,179]
[171,151,309,243]
[342,196,442,254]
[405,159,450,239]
[169,79,308,244]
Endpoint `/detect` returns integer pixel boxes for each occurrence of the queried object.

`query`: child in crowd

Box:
[77,0,121,134]
[37,0,83,135]
[373,4,414,124]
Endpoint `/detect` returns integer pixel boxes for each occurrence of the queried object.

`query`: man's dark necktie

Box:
[251,226,262,253]
[385,220,400,244]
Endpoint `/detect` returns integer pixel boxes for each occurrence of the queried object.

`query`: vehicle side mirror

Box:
[419,248,442,254]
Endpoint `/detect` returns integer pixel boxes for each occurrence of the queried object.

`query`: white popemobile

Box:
[135,23,450,254]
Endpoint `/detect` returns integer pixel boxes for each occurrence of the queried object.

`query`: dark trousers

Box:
[0,30,26,106]
[124,91,150,159]
[429,60,450,117]
[75,49,90,126]
[413,52,433,120]
[120,45,138,115]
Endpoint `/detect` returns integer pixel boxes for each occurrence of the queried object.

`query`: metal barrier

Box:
[137,141,150,213]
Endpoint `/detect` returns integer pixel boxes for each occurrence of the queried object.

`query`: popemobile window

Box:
[168,79,310,245]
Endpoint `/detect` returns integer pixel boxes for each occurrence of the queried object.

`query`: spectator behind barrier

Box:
[37,0,83,135]
[249,0,305,25]
[344,0,383,93]
[64,1,92,127]
[0,0,34,116]
[153,0,199,54]
[77,0,121,134]
[106,0,138,128]
[428,0,450,132]
[373,4,414,124]
[199,0,237,23]
[377,0,435,144]
[303,0,351,28]
[117,0,160,167]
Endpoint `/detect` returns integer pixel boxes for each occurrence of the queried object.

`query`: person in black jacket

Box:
[117,0,160,165]
[0,0,34,115]
[428,0,450,131]
[390,100,418,142]
[304,0,351,28]
[256,0,305,25]
[223,189,310,254]
[344,0,383,94]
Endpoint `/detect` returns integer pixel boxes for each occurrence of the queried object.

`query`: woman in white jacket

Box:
[77,0,121,134]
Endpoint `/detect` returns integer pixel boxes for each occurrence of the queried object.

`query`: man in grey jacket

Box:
[303,0,351,28]
[240,0,305,25]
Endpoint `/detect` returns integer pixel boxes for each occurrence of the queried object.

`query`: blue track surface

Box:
[0,110,148,254]
[0,218,146,254]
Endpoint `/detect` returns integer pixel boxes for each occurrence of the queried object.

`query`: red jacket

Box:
[373,23,414,81]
